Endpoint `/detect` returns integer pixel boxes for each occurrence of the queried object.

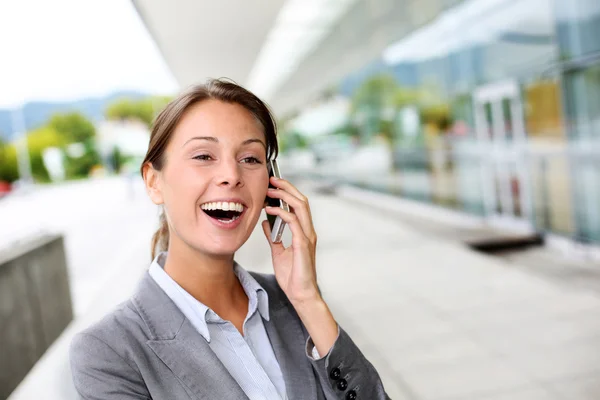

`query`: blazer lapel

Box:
[253,273,319,400]
[133,273,248,400]
[147,320,248,399]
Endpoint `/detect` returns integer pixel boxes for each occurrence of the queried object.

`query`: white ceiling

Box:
[131,0,369,116]
[131,0,286,89]
[131,0,449,116]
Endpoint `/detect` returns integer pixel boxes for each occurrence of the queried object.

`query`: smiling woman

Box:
[69,78,389,400]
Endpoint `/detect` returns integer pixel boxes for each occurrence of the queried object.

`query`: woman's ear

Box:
[142,162,164,205]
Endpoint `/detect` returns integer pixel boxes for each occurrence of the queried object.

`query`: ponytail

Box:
[151,211,169,259]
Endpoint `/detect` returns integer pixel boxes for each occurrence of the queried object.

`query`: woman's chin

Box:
[202,239,243,258]
[189,222,254,257]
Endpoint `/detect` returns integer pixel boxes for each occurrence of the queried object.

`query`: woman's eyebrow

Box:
[183,136,218,147]
[182,136,266,150]
[181,136,267,149]
[241,138,266,150]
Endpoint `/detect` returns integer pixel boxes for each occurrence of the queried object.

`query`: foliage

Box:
[105,96,172,128]
[379,119,395,143]
[393,88,421,108]
[421,103,452,131]
[347,73,455,146]
[278,129,309,153]
[46,112,101,180]
[330,121,360,139]
[350,74,398,115]
[64,141,102,179]
[0,139,19,182]
[48,112,96,143]
[349,74,404,144]
[26,127,66,182]
[1,111,102,183]
[109,146,132,173]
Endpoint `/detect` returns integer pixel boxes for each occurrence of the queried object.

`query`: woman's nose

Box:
[217,160,243,187]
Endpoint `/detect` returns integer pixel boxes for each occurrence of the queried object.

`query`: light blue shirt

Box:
[149,252,287,400]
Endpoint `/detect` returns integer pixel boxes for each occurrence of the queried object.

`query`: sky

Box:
[0,0,179,108]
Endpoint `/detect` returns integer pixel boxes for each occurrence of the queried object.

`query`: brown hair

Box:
[141,78,279,259]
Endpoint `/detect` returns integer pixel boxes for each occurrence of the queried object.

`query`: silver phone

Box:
[266,159,289,243]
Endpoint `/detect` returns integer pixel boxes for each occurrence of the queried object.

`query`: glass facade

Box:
[333,0,600,243]
[555,0,600,241]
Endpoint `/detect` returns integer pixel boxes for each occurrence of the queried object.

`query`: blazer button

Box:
[337,378,348,391]
[329,367,341,380]
[346,389,357,399]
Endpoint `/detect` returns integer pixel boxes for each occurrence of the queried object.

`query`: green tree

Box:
[350,74,398,114]
[105,96,172,128]
[279,130,305,153]
[393,87,420,109]
[0,139,19,182]
[350,74,399,144]
[421,103,452,130]
[46,112,101,180]
[109,145,132,173]
[48,112,96,143]
[64,142,102,179]
[26,127,65,182]
[330,121,360,139]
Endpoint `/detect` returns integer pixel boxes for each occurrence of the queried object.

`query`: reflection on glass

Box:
[335,0,600,241]
[554,0,600,59]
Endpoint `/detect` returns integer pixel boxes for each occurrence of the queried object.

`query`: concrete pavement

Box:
[6,177,600,399]
[242,181,600,400]
[0,177,158,317]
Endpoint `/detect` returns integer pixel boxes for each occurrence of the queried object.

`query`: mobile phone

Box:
[266,159,289,243]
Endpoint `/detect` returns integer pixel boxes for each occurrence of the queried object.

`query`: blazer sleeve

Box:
[70,332,151,400]
[306,325,390,400]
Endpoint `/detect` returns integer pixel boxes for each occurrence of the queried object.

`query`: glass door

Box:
[473,80,533,229]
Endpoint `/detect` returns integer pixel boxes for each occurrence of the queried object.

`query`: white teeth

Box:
[201,201,244,212]
[218,214,240,224]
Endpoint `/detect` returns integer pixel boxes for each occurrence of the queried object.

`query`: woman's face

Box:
[148,99,269,257]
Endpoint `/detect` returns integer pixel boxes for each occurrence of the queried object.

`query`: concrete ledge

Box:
[0,234,73,399]
[7,234,150,400]
[336,184,486,229]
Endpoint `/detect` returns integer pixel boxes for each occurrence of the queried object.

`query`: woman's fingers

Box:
[267,177,316,243]
[266,188,315,241]
[265,206,310,248]
[269,177,309,204]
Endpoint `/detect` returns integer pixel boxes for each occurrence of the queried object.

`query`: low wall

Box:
[0,234,73,399]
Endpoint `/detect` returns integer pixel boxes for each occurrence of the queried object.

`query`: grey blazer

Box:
[70,270,389,399]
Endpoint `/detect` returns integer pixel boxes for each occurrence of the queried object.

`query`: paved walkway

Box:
[243,181,600,400]
[8,178,600,399]
[0,177,157,317]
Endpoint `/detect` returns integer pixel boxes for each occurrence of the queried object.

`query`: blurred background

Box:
[2,0,600,399]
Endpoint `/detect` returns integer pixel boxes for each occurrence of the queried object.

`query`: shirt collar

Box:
[234,261,270,321]
[149,252,211,341]
[148,252,270,343]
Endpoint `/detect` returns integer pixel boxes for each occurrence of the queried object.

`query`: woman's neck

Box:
[162,238,248,319]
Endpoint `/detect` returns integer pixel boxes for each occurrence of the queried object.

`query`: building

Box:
[134,0,600,244]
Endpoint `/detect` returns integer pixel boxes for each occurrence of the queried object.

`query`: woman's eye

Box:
[241,157,261,164]
[193,154,212,161]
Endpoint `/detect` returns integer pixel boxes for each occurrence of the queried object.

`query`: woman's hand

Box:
[262,177,338,357]
[262,176,320,306]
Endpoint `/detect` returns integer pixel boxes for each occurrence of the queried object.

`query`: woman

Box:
[70,79,389,400]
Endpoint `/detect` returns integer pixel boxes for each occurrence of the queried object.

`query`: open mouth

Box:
[201,201,244,224]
